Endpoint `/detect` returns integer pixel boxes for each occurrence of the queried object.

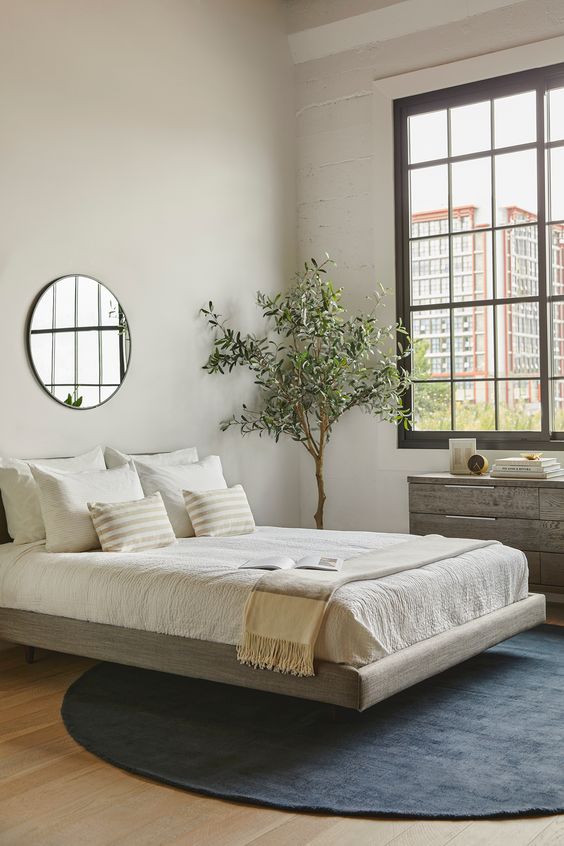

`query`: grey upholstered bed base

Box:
[0,593,546,710]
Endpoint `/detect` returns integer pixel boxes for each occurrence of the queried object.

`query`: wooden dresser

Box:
[408,472,564,594]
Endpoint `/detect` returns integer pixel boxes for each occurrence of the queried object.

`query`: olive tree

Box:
[201,257,411,529]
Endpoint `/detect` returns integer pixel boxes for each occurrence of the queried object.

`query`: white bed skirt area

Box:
[0,527,529,668]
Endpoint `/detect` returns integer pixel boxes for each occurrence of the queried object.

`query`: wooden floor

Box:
[1,605,564,846]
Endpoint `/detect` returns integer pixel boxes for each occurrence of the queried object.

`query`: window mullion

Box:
[447,108,455,430]
[490,98,499,432]
[537,84,551,440]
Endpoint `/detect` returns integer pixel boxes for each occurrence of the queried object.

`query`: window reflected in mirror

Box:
[28,275,131,409]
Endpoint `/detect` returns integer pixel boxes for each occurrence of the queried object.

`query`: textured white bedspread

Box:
[0,526,528,667]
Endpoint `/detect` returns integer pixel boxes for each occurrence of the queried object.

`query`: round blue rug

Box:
[61,624,564,819]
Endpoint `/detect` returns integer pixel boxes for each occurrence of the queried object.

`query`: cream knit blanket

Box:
[237,534,498,676]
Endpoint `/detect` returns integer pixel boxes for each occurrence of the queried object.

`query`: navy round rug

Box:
[61,624,564,819]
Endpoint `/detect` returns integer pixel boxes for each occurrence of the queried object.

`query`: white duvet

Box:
[0,526,528,667]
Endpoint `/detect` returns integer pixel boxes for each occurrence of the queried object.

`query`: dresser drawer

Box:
[540,552,564,587]
[409,512,539,551]
[526,551,541,584]
[540,489,564,520]
[408,483,538,519]
[539,520,564,552]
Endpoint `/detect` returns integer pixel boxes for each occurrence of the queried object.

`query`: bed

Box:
[0,516,546,711]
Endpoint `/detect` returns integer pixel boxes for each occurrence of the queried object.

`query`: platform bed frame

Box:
[0,594,546,711]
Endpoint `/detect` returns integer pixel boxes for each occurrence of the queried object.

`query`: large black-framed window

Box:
[395,62,564,449]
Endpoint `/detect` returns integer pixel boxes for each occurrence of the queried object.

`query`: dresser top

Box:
[407,471,564,488]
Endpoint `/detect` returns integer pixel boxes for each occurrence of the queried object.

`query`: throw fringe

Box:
[237,631,315,677]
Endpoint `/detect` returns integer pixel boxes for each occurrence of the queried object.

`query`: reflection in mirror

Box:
[28,275,131,409]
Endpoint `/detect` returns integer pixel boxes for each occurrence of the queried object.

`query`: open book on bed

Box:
[240,554,343,572]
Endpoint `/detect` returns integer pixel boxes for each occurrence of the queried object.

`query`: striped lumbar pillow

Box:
[182,485,255,537]
[88,492,176,552]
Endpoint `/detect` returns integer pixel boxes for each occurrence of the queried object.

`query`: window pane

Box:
[549,146,564,221]
[53,331,75,385]
[495,225,538,298]
[408,110,447,164]
[100,385,119,403]
[101,330,121,384]
[552,302,564,377]
[450,101,491,157]
[32,286,54,331]
[77,330,99,385]
[411,382,451,430]
[494,91,536,148]
[548,87,564,142]
[100,286,120,326]
[452,305,494,379]
[54,276,76,328]
[410,165,448,237]
[498,379,541,430]
[495,149,537,225]
[411,310,450,379]
[549,224,564,296]
[451,157,491,229]
[410,239,449,306]
[30,334,52,385]
[496,302,540,378]
[552,380,564,430]
[77,277,100,326]
[452,230,493,302]
[453,381,495,430]
[52,385,76,404]
[78,387,101,409]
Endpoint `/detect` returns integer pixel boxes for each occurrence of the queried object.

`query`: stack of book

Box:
[491,456,564,479]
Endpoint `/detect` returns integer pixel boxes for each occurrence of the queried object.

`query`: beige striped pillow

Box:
[182,485,255,537]
[88,492,176,552]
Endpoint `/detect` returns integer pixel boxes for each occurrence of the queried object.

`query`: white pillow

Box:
[134,455,227,537]
[105,446,198,469]
[31,462,144,553]
[0,446,106,545]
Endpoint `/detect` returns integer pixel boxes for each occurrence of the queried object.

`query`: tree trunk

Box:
[314,455,326,529]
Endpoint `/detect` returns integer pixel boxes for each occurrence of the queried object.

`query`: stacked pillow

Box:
[0,446,106,544]
[133,454,227,536]
[31,461,145,552]
[0,444,256,552]
[88,491,176,552]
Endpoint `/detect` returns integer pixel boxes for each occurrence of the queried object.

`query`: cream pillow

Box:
[105,446,198,469]
[88,492,176,552]
[0,446,106,545]
[183,485,255,537]
[31,462,144,553]
[134,454,227,537]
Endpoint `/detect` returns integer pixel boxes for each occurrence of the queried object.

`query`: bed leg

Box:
[24,646,36,664]
[327,705,362,723]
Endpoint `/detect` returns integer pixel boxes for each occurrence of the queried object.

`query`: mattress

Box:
[0,526,528,668]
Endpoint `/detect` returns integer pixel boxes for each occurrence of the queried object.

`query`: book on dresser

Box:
[491,457,564,479]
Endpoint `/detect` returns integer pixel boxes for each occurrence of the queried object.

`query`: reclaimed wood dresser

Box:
[408,472,564,594]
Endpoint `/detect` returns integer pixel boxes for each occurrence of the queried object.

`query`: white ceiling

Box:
[288,0,528,63]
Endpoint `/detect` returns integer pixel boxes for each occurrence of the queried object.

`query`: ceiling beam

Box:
[289,0,523,64]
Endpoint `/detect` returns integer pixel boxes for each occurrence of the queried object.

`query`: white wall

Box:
[295,1,564,532]
[0,0,299,528]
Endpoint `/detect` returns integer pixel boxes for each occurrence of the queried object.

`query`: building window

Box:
[395,62,564,448]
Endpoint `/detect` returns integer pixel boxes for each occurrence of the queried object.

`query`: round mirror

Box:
[28,275,131,409]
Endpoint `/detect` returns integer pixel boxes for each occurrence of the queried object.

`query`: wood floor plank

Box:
[528,816,564,845]
[0,608,562,845]
[253,815,415,846]
[446,816,555,845]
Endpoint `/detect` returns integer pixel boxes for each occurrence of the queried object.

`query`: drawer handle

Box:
[444,515,497,521]
[445,485,495,490]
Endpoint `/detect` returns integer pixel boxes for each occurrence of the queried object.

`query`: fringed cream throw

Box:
[237,534,498,677]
